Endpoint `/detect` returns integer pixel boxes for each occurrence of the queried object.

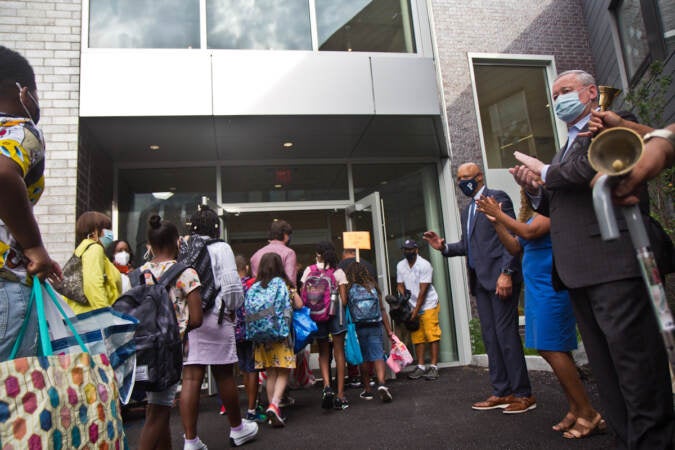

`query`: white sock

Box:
[418,364,426,370]
[430,364,438,369]
[185,436,200,444]
[247,409,256,415]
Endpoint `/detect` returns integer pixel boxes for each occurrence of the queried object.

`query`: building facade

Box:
[4,0,672,365]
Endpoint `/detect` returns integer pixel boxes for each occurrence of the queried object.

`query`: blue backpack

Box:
[245,277,292,343]
[348,284,381,323]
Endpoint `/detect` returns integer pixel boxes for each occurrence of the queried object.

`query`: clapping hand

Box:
[475,196,502,223]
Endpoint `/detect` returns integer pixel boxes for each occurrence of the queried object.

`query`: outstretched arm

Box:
[476,195,550,241]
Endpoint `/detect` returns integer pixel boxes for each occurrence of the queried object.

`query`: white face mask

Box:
[114,251,130,266]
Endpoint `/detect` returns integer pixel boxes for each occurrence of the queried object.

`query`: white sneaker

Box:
[183,436,208,450]
[229,419,259,447]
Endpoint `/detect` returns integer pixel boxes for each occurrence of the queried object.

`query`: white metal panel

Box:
[486,168,523,217]
[370,56,440,115]
[80,50,213,117]
[211,51,375,115]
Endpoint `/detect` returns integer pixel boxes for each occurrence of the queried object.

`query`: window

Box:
[613,0,651,82]
[658,0,675,53]
[206,0,312,50]
[472,61,559,169]
[315,0,416,53]
[89,0,200,49]
[611,0,671,85]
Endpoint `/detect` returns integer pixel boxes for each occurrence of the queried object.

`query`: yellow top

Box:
[65,238,122,314]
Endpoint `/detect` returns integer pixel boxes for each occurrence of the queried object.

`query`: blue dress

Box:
[519,219,577,351]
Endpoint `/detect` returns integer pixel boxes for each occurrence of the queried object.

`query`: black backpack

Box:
[113,262,188,392]
[177,235,222,312]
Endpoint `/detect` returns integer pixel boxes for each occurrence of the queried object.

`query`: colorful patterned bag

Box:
[0,277,127,449]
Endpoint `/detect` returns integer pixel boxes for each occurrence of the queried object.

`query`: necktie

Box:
[467,200,476,268]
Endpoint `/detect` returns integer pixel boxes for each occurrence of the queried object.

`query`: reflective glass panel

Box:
[352,163,458,361]
[220,165,348,203]
[658,0,675,54]
[473,63,559,168]
[316,0,416,52]
[207,0,311,50]
[117,167,216,266]
[615,0,650,81]
[89,0,200,49]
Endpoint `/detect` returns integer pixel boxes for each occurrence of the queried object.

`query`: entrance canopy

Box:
[80,114,447,164]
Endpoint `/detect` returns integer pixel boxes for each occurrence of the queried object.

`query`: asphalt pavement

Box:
[123,365,617,449]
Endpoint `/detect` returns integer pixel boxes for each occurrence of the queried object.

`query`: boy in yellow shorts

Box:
[396,240,441,380]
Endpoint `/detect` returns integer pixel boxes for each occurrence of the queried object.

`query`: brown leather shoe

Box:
[471,395,514,410]
[503,396,536,414]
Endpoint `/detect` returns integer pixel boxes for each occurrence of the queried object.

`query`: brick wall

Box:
[430,0,595,191]
[1,0,81,264]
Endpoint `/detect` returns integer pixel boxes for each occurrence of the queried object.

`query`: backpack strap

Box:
[158,261,189,288]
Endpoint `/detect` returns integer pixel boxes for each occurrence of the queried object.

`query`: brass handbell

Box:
[598,85,621,111]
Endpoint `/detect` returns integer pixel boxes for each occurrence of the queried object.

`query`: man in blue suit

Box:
[424,162,534,413]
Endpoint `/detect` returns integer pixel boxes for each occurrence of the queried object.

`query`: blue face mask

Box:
[458,177,478,197]
[100,229,114,249]
[554,90,586,123]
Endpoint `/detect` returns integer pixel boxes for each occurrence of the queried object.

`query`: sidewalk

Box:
[123,366,615,449]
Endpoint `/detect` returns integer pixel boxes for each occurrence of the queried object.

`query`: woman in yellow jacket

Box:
[65,211,121,314]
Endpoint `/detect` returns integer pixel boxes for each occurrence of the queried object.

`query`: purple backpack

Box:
[301,265,336,322]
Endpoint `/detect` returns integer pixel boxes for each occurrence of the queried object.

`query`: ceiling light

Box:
[282,142,294,149]
[274,184,283,189]
[149,145,160,151]
[152,192,174,200]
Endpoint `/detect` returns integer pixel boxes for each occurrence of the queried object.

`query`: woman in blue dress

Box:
[477,190,605,439]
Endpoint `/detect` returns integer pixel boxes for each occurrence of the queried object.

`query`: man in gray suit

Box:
[424,163,534,413]
[512,70,673,447]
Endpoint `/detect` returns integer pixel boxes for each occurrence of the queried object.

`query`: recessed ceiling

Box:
[80,114,446,164]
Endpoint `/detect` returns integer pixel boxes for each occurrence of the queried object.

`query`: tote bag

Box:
[344,308,363,366]
[0,277,127,449]
[46,284,138,405]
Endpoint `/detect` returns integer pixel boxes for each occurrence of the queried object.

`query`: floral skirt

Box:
[254,341,296,369]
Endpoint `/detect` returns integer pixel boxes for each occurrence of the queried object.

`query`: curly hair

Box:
[188,205,220,238]
[316,241,338,270]
[0,46,36,97]
[345,262,379,296]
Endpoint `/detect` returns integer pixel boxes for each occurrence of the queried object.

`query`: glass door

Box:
[345,191,391,295]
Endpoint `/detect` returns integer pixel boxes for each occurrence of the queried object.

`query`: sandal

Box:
[563,414,607,439]
[552,412,576,432]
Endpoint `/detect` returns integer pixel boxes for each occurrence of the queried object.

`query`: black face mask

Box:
[404,253,416,263]
[458,177,478,197]
[16,82,40,125]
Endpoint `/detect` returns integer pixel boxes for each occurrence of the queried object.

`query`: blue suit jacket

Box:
[442,187,522,295]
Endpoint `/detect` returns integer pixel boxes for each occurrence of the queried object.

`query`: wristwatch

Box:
[644,129,675,150]
[501,268,514,276]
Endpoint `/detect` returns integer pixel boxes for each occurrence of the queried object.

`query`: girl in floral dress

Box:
[247,252,303,427]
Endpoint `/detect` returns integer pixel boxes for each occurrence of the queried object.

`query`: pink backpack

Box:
[301,264,336,322]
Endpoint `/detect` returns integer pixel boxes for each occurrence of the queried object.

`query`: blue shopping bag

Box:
[344,308,363,365]
[293,306,318,353]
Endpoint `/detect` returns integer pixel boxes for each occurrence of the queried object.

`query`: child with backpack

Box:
[134,215,204,450]
[345,262,394,403]
[234,254,267,422]
[245,252,303,427]
[178,207,259,449]
[300,241,349,410]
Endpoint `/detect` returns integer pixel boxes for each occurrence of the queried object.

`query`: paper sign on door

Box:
[343,231,371,250]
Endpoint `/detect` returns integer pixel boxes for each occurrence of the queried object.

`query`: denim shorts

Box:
[0,280,37,361]
[236,341,256,373]
[314,311,347,340]
[356,323,385,362]
[146,382,179,407]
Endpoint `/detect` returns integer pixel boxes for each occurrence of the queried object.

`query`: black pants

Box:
[570,277,674,449]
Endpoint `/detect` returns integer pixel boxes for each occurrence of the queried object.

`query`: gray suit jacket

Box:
[532,131,641,289]
[442,187,522,295]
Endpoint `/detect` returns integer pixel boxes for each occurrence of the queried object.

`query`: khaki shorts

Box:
[410,304,442,345]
